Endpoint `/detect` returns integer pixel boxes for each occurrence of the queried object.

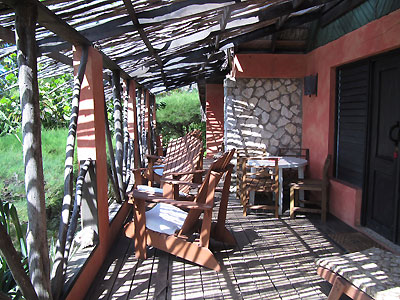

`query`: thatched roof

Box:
[0,0,370,93]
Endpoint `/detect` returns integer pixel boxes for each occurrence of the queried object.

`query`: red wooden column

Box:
[75,46,109,242]
[206,83,224,158]
[127,80,141,168]
[68,47,132,300]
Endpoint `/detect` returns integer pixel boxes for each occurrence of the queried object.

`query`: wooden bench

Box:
[316,247,400,300]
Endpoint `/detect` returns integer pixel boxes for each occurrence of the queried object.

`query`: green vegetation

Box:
[0,199,28,299]
[0,52,73,136]
[0,128,69,237]
[156,88,205,145]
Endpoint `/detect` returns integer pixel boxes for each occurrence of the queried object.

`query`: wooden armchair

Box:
[128,150,236,271]
[235,147,267,198]
[290,155,331,222]
[134,130,203,199]
[240,157,279,217]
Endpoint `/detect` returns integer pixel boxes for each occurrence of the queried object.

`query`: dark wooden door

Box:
[365,53,400,243]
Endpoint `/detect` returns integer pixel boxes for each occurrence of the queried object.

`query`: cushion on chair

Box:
[136,185,188,197]
[145,202,188,235]
[154,165,164,177]
[315,247,400,300]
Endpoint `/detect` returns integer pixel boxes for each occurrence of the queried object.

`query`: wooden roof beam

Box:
[3,0,132,80]
[320,0,366,27]
[198,5,231,76]
[271,0,305,53]
[123,0,167,86]
[222,8,323,49]
[215,6,232,51]
[0,24,73,66]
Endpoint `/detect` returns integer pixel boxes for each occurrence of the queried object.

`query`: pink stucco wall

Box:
[230,9,400,227]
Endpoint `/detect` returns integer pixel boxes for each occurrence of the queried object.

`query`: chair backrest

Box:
[322,154,331,184]
[236,147,267,158]
[278,147,310,161]
[242,157,279,192]
[180,149,235,234]
[162,131,203,193]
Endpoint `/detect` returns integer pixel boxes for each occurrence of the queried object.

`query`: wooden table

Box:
[247,156,308,215]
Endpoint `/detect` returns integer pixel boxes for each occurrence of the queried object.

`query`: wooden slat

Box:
[88,191,347,300]
[3,0,132,80]
[123,0,167,85]
[84,234,133,300]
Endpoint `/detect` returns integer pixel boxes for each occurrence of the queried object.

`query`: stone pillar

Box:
[206,83,224,158]
[224,77,302,155]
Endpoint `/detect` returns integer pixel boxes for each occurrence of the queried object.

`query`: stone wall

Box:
[224,77,302,155]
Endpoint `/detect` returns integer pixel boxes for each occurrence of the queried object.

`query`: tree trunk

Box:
[0,223,38,300]
[51,46,88,300]
[15,2,52,299]
[104,99,122,203]
[112,70,125,200]
[64,159,92,259]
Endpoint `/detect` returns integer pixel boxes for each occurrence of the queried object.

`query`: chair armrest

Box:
[129,190,212,210]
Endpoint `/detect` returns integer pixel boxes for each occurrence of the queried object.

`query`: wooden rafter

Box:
[320,0,367,27]
[2,0,132,80]
[215,6,232,51]
[123,0,167,86]
[0,24,73,66]
[271,0,304,53]
[0,0,358,92]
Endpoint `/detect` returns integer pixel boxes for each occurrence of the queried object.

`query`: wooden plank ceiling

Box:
[0,0,365,93]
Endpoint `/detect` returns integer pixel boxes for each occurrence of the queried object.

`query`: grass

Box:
[0,128,69,237]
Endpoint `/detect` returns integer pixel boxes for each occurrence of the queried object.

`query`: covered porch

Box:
[0,0,400,300]
[87,194,346,300]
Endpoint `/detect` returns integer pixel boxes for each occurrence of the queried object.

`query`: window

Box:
[335,61,370,187]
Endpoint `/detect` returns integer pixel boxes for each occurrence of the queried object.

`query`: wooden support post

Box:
[81,165,98,233]
[145,89,152,155]
[140,88,146,161]
[122,82,129,183]
[127,80,141,168]
[151,94,161,156]
[52,45,88,299]
[153,95,163,156]
[112,70,125,200]
[15,2,52,299]
[76,46,109,249]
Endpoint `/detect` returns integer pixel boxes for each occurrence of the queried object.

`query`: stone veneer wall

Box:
[224,77,302,155]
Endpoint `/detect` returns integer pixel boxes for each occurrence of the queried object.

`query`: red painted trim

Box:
[232,53,307,78]
[206,84,224,158]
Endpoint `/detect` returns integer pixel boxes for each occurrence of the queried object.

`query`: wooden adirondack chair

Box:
[134,130,203,198]
[128,149,236,272]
